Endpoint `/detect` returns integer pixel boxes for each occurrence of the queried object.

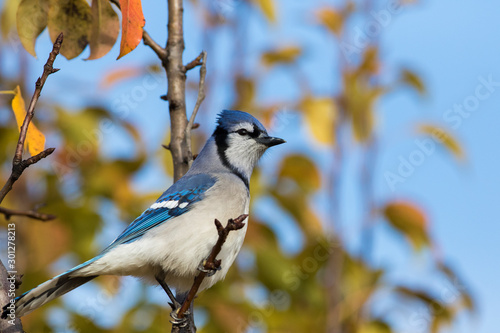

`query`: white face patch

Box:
[233,122,255,133]
[224,132,267,180]
[150,200,179,210]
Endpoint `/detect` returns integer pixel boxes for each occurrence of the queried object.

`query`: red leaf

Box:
[117,0,145,59]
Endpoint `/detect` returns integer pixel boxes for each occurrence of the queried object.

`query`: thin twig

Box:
[184,51,207,168]
[175,214,247,321]
[0,33,62,205]
[0,32,62,333]
[183,52,204,72]
[186,51,207,132]
[0,148,56,204]
[143,30,167,61]
[0,206,56,222]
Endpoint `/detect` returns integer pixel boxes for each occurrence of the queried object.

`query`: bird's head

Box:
[212,110,285,184]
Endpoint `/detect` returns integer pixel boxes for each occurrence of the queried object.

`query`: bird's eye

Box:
[236,129,249,136]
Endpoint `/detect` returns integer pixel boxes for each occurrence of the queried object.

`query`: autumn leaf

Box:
[233,76,255,111]
[317,7,343,36]
[278,154,321,192]
[0,86,46,156]
[300,96,337,145]
[418,124,464,161]
[16,0,48,57]
[261,46,301,66]
[86,0,120,60]
[401,68,426,96]
[47,0,92,59]
[254,0,276,22]
[0,0,21,38]
[99,66,143,88]
[383,201,430,250]
[117,0,145,59]
[342,71,382,142]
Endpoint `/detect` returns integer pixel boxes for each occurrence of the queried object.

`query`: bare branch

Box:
[166,0,190,182]
[0,33,62,333]
[0,32,62,205]
[184,51,207,168]
[143,30,167,61]
[186,51,207,132]
[0,148,56,203]
[175,214,248,321]
[0,206,56,222]
[183,52,203,72]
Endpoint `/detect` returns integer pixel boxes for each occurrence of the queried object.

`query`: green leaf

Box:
[47,0,92,59]
[382,201,430,250]
[86,0,119,60]
[16,0,48,57]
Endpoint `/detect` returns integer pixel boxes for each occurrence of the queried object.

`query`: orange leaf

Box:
[117,0,145,59]
[86,0,120,60]
[99,66,143,89]
[10,86,46,156]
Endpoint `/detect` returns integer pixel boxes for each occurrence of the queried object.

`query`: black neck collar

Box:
[213,127,250,189]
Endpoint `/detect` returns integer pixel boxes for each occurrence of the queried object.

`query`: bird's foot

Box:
[170,308,190,327]
[197,258,221,277]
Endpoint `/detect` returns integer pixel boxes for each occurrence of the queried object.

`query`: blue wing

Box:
[103,173,217,251]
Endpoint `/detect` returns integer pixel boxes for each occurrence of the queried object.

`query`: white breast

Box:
[83,173,250,293]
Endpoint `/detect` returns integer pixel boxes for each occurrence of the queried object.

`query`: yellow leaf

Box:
[233,76,255,111]
[300,96,337,145]
[254,0,275,22]
[11,86,46,156]
[342,71,382,142]
[317,7,343,35]
[261,46,301,66]
[383,201,430,250]
[278,154,321,192]
[401,68,426,95]
[1,0,21,38]
[418,124,464,160]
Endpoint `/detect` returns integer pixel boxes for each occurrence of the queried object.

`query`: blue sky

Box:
[1,0,499,332]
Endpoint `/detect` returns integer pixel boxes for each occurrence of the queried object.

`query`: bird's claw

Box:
[170,308,190,327]
[197,259,221,277]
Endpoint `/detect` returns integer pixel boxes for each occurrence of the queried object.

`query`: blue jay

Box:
[1,110,285,320]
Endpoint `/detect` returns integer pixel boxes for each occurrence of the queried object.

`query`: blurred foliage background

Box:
[0,0,487,332]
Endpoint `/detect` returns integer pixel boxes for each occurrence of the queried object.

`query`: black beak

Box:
[256,136,286,147]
